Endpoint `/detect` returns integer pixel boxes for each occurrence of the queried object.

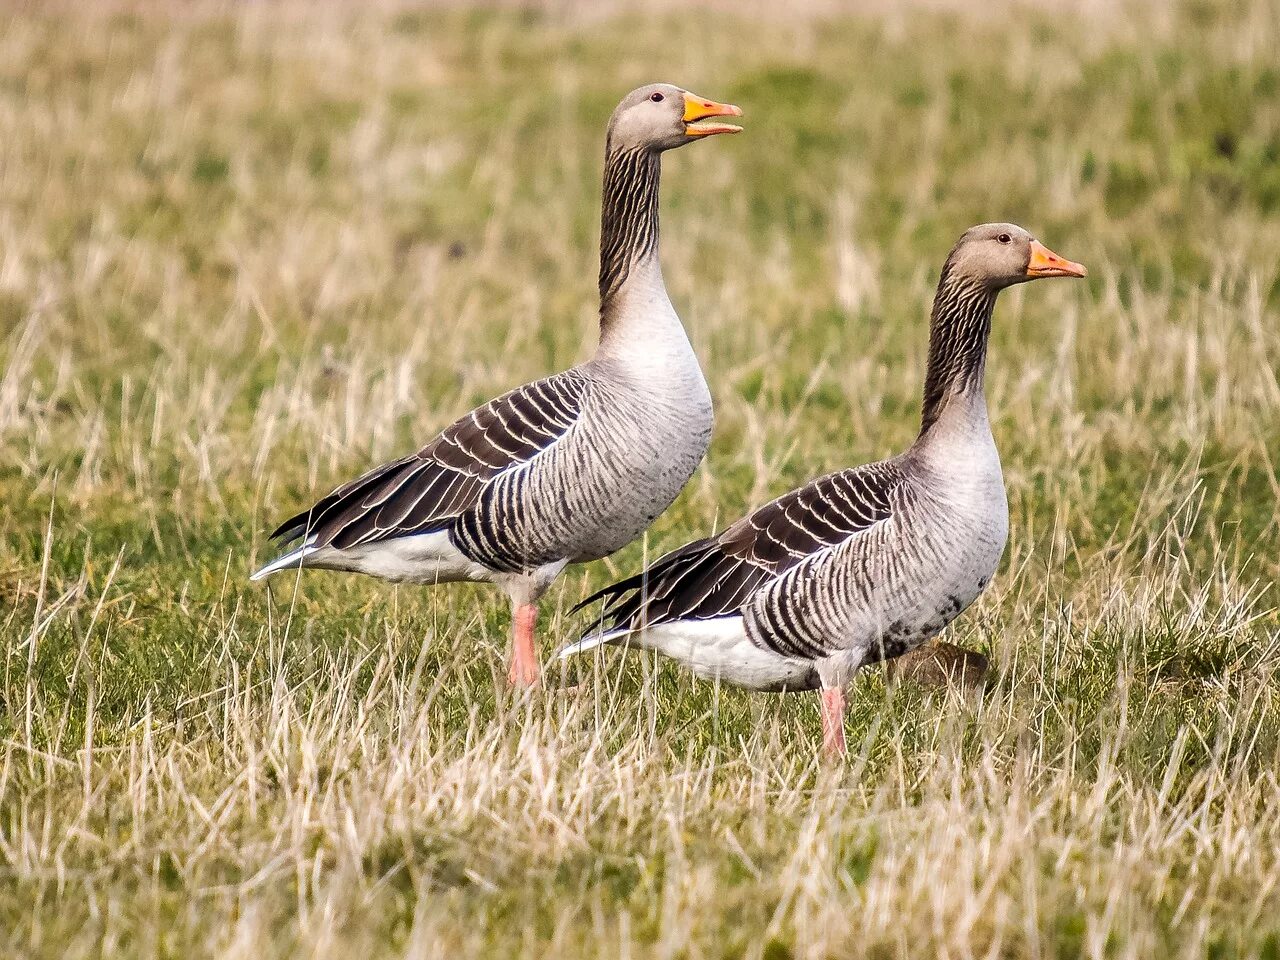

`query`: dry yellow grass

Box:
[0,0,1279,957]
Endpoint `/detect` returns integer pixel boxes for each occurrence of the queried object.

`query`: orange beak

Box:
[1026,240,1087,278]
[682,91,743,137]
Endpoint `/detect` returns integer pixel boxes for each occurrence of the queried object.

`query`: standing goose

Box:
[560,224,1086,754]
[252,84,743,687]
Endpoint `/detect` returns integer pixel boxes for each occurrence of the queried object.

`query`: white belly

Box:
[274,530,495,585]
[623,618,819,692]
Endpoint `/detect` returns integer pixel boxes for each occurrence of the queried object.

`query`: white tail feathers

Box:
[249,544,317,581]
[555,630,625,660]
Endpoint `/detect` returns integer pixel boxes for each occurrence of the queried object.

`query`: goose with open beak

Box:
[252,84,743,689]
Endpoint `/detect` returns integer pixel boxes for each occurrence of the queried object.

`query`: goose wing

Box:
[578,462,900,634]
[268,370,590,551]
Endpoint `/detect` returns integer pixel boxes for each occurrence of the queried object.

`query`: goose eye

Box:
[997,233,1012,244]
[650,92,664,102]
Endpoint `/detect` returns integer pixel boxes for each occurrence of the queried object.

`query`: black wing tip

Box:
[267,503,328,544]
[575,596,641,641]
[570,574,643,616]
[570,536,721,635]
[569,535,715,614]
[266,514,313,545]
[268,514,306,543]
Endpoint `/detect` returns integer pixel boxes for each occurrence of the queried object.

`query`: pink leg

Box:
[508,602,540,688]
[820,687,847,757]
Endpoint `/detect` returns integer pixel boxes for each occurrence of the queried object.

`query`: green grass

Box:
[1,0,1279,957]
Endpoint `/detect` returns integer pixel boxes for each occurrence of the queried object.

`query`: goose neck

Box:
[917,267,997,438]
[597,144,665,339]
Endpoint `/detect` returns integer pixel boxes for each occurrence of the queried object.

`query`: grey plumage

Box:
[252,82,744,687]
[565,224,1087,748]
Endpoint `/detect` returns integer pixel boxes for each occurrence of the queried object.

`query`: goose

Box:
[251,84,743,687]
[559,224,1086,755]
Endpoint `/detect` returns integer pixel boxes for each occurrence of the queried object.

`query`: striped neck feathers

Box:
[598,144,662,322]
[918,261,998,435]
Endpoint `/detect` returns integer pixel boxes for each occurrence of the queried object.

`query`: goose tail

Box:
[555,628,630,661]
[249,543,318,581]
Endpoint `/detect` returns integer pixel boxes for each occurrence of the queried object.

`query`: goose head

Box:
[948,223,1087,289]
[606,83,743,153]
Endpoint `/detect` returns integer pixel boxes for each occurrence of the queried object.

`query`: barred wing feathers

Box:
[269,371,590,551]
[578,463,899,635]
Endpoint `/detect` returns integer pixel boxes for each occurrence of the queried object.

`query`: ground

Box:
[1,0,1279,957]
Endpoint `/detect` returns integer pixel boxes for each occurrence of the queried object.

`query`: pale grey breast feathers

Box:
[577,462,903,656]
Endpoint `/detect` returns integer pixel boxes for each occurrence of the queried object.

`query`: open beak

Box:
[1026,240,1087,279]
[683,91,743,137]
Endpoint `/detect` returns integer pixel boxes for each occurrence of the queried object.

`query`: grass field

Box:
[2,0,1280,956]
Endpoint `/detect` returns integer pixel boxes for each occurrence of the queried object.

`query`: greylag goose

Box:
[252,84,743,687]
[560,224,1086,754]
